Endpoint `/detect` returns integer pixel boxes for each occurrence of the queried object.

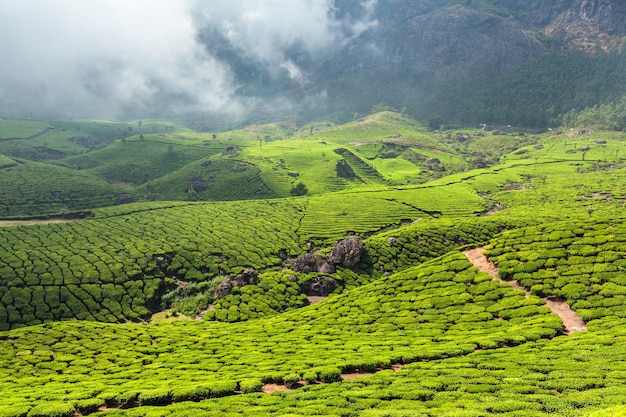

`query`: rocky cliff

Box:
[328,0,626,82]
[500,0,626,51]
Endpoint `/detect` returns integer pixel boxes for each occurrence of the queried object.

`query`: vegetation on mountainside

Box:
[429,52,626,128]
[0,160,123,217]
[2,112,626,416]
[0,119,182,161]
[563,95,626,131]
[0,252,564,413]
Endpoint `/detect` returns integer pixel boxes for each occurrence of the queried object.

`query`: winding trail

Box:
[463,247,587,334]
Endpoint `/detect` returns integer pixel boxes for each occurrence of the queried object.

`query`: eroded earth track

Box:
[464,247,587,334]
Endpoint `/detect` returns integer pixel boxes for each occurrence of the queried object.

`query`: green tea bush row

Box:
[485,218,626,321]
[0,161,122,217]
[0,251,561,412]
[77,317,626,417]
[141,157,278,202]
[0,200,305,328]
[365,217,530,277]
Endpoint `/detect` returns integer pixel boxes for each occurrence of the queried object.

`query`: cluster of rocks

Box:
[285,236,365,275]
[284,236,365,296]
[186,175,208,193]
[212,267,258,300]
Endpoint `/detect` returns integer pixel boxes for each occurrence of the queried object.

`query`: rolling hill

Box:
[0,111,626,416]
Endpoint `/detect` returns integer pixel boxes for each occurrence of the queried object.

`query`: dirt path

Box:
[0,218,80,227]
[463,247,586,334]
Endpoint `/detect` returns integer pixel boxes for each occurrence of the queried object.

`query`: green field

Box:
[3,112,626,416]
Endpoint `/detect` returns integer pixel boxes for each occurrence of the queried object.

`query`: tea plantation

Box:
[2,113,626,416]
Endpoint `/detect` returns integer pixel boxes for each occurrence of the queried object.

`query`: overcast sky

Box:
[0,0,378,120]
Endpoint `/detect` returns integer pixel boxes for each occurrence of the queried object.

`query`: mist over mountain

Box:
[1,0,625,127]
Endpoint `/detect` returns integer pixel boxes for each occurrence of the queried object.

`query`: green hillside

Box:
[0,119,184,161]
[0,112,483,217]
[0,160,123,217]
[58,134,224,185]
[2,113,626,416]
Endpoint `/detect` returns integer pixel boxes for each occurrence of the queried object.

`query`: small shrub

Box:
[318,367,342,383]
[26,403,74,417]
[74,398,105,415]
[171,385,210,402]
[0,405,30,417]
[282,373,301,388]
[239,378,263,394]
[303,371,318,384]
[138,388,171,406]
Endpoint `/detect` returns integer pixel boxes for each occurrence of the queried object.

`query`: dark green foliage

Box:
[290,182,308,196]
[335,159,356,179]
[432,52,626,128]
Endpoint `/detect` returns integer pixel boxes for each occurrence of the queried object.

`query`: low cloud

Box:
[0,0,379,121]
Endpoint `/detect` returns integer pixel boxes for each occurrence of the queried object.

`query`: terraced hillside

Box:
[2,115,626,416]
[0,160,124,217]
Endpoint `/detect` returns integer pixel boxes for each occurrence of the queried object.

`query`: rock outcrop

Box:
[328,236,365,268]
[212,268,258,300]
[285,236,365,274]
[301,276,339,297]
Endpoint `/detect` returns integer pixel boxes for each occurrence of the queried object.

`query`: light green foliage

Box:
[141,157,277,202]
[26,402,74,417]
[3,115,626,417]
[485,219,626,321]
[0,252,561,412]
[0,119,51,139]
[207,271,307,322]
[0,119,183,161]
[0,154,17,168]
[365,217,530,277]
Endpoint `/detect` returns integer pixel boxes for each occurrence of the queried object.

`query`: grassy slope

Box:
[0,160,123,217]
[3,120,626,415]
[58,134,224,185]
[0,119,186,161]
[0,112,472,216]
[142,112,466,202]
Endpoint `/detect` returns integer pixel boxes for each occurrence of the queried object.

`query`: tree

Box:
[290,183,308,196]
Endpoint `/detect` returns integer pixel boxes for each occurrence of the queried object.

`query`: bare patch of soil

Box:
[544,298,587,333]
[463,247,587,334]
[195,305,215,321]
[261,383,291,394]
[307,296,328,304]
[392,364,404,373]
[341,372,376,380]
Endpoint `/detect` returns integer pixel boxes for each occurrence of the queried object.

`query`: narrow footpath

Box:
[463,247,587,334]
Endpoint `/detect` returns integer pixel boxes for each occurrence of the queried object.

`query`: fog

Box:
[0,0,378,121]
